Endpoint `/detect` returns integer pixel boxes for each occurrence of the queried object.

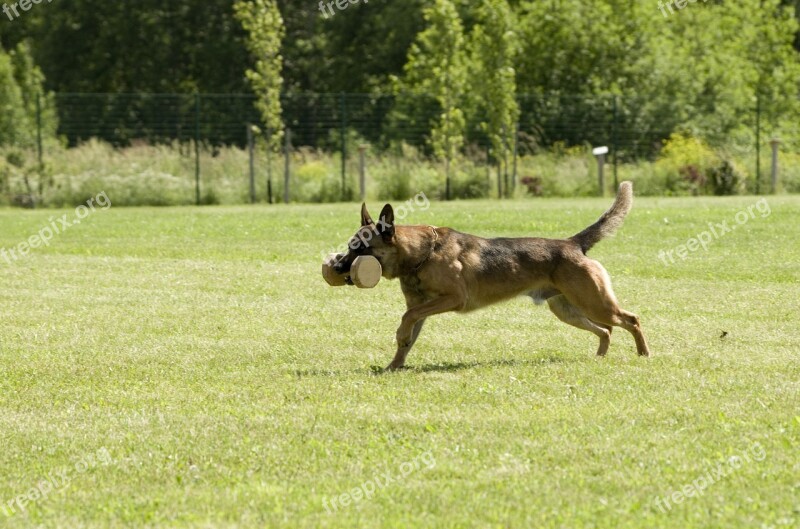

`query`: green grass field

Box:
[0,194,798,528]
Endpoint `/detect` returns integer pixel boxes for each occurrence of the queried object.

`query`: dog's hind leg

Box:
[613,310,650,357]
[556,260,651,357]
[546,295,612,356]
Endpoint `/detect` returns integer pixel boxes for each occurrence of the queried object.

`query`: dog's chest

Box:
[400,275,424,294]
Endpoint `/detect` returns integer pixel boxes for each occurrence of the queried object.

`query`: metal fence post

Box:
[445,157,451,201]
[247,124,256,204]
[612,95,619,189]
[267,128,273,204]
[284,128,291,204]
[770,138,780,193]
[495,156,501,200]
[512,122,519,195]
[340,92,347,201]
[194,93,201,206]
[755,91,761,194]
[358,144,368,201]
[593,146,609,196]
[486,145,492,191]
[36,92,43,168]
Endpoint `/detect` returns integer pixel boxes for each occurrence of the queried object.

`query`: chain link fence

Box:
[18,92,785,205]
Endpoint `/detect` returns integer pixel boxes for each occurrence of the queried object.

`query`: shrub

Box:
[654,132,738,195]
[373,143,436,200]
[451,163,490,199]
[707,159,745,196]
[374,161,413,200]
[294,159,341,203]
[516,150,594,197]
[780,152,800,193]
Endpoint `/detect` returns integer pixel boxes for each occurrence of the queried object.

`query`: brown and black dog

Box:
[332,181,651,370]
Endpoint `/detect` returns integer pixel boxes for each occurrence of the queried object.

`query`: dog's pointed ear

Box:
[360,202,374,226]
[377,204,395,239]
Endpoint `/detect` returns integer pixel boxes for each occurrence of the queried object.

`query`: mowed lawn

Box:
[0,193,798,529]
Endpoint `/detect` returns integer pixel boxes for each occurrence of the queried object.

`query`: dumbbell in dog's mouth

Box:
[331,254,354,283]
[323,252,382,289]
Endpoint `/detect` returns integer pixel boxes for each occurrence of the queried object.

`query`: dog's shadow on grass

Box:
[365,355,571,375]
[292,355,572,378]
[408,355,569,374]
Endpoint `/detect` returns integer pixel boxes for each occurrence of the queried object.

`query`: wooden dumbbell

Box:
[350,255,382,288]
[322,253,348,286]
[321,254,382,288]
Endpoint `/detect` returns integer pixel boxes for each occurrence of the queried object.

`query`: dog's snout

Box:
[332,254,350,274]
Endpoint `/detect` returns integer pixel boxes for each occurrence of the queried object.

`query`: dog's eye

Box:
[346,240,364,255]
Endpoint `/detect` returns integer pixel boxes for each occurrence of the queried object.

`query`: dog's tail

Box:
[570,181,633,254]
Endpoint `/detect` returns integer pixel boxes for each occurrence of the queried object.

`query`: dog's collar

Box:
[412,226,438,273]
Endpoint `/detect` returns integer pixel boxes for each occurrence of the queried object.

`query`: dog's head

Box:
[332,203,398,279]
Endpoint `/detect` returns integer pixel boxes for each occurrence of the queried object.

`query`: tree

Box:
[469,0,519,197]
[0,42,57,149]
[234,0,285,151]
[399,0,468,200]
[0,46,28,146]
[9,42,58,147]
[314,0,427,93]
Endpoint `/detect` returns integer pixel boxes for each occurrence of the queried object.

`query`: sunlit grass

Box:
[0,194,798,528]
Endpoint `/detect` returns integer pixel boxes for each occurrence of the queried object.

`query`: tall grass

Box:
[0,137,796,207]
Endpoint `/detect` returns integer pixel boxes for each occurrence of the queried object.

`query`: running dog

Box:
[332,182,651,370]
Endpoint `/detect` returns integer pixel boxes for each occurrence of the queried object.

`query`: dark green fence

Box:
[52,92,680,157]
[27,92,778,203]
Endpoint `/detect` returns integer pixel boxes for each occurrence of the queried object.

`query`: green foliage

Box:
[234,0,285,150]
[374,162,413,201]
[707,159,746,196]
[654,133,748,196]
[3,0,799,142]
[2,137,789,208]
[3,0,800,198]
[373,143,436,200]
[315,0,427,93]
[517,150,595,197]
[469,0,519,197]
[654,133,717,195]
[8,42,58,145]
[779,152,800,193]
[515,0,800,152]
[398,0,468,193]
[658,133,720,173]
[0,47,29,146]
[293,157,341,203]
[0,42,58,151]
[0,0,251,94]
[451,164,491,199]
[517,0,635,96]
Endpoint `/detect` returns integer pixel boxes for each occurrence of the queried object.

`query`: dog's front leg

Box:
[386,295,464,370]
[387,318,426,370]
